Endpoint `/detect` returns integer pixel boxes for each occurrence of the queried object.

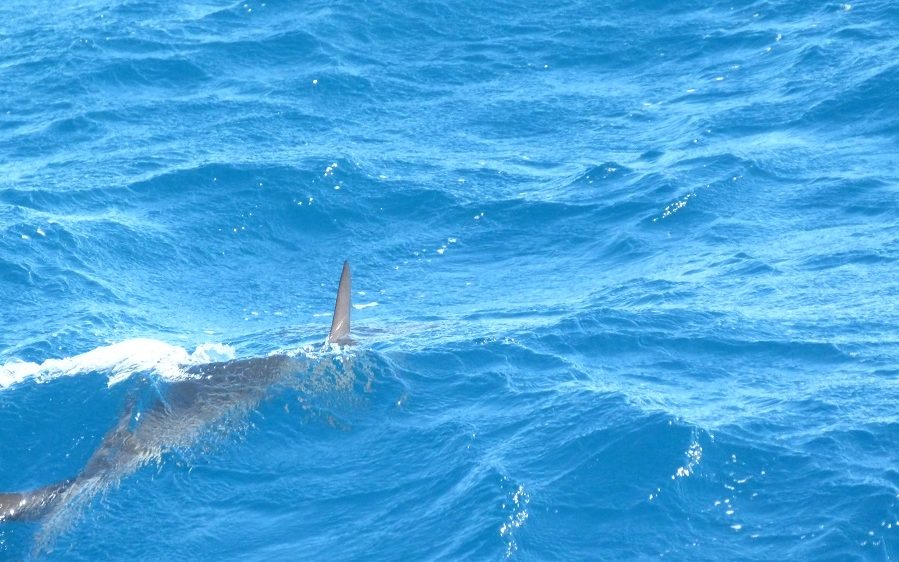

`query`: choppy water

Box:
[2,0,899,559]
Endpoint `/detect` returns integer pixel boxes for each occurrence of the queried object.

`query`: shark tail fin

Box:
[0,480,72,522]
[328,260,352,344]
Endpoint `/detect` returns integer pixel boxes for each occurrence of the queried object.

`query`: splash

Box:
[0,339,236,390]
[672,438,703,480]
[499,483,530,558]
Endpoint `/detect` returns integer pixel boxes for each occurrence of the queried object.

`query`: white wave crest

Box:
[0,339,237,390]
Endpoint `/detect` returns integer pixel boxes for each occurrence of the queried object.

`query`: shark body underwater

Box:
[0,261,356,532]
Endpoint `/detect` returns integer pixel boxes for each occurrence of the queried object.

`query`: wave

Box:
[0,339,236,389]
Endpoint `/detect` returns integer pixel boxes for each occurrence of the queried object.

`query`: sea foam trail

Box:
[0,339,236,389]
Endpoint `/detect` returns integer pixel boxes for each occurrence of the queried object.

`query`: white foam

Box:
[189,342,236,364]
[0,338,237,390]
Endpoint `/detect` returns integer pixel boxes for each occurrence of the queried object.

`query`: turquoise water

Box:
[2,0,899,559]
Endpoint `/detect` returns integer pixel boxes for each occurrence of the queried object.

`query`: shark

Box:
[0,260,355,540]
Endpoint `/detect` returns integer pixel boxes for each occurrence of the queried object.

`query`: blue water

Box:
[2,0,899,559]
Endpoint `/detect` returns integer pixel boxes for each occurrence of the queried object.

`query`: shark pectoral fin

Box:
[80,400,145,481]
[328,260,352,344]
[0,479,73,522]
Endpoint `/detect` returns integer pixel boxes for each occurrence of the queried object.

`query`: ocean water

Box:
[1,0,898,559]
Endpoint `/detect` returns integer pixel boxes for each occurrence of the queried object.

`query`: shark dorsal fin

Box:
[328,261,351,344]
